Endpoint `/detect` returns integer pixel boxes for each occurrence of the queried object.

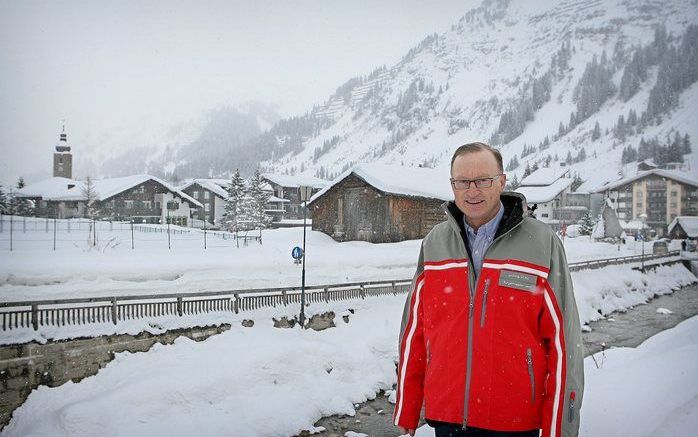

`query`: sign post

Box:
[298,186,313,327]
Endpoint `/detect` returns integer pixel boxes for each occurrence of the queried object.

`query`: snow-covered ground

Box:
[1,262,695,436]
[0,218,674,303]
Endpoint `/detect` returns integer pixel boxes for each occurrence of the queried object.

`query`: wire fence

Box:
[0,214,263,251]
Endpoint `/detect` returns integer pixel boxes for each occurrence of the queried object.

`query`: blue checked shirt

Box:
[464,201,504,277]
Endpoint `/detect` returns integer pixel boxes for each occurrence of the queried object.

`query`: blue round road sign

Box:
[292,246,304,260]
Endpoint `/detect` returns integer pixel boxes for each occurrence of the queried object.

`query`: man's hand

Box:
[399,427,416,436]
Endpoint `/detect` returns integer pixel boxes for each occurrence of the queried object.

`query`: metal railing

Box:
[0,251,682,332]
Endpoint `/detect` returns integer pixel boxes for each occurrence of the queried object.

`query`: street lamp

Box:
[639,213,647,271]
[298,185,313,327]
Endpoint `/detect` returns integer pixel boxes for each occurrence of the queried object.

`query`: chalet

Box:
[180,178,289,228]
[594,169,698,236]
[308,164,450,243]
[668,216,698,240]
[515,166,584,228]
[16,174,202,225]
[261,173,327,221]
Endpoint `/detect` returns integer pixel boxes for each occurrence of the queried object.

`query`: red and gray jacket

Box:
[393,193,584,436]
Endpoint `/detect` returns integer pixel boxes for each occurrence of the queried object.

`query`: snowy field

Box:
[1,262,695,436]
[0,216,675,303]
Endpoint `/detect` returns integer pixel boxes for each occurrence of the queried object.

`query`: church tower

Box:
[53,123,72,179]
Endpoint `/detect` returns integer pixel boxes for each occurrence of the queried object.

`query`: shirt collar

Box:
[464,201,504,239]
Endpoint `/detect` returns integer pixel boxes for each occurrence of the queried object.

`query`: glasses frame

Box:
[450,174,503,190]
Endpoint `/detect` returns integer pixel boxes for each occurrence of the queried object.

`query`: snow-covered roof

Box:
[17,175,202,208]
[515,178,572,204]
[181,179,229,199]
[268,195,290,203]
[618,220,650,230]
[261,173,328,189]
[668,216,698,237]
[15,177,79,199]
[309,163,452,205]
[520,166,569,187]
[594,169,698,192]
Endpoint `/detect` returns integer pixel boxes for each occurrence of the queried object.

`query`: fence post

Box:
[111,297,118,324]
[31,304,38,331]
[360,285,366,299]
[324,287,330,302]
[281,291,287,306]
[53,217,57,251]
[23,216,26,233]
[9,215,12,251]
[233,294,239,314]
[131,221,134,250]
[392,281,397,295]
[177,296,183,316]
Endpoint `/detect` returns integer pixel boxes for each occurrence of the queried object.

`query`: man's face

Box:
[450,150,506,230]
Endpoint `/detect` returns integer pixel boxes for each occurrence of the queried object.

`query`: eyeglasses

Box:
[450,174,503,190]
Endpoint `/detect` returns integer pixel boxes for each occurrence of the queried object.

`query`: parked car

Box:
[651,240,669,255]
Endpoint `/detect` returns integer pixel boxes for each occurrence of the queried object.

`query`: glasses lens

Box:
[474,178,493,188]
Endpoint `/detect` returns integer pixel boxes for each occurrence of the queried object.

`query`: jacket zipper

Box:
[568,391,576,422]
[480,279,491,328]
[526,348,535,402]
[444,206,526,430]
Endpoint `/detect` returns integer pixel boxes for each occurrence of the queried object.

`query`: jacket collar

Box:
[443,192,527,242]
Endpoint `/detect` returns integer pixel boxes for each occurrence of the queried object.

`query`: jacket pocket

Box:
[526,348,535,403]
[480,279,491,328]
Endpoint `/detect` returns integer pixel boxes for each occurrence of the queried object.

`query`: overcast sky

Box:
[0,0,478,186]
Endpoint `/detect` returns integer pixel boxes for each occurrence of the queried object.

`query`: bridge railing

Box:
[0,251,681,332]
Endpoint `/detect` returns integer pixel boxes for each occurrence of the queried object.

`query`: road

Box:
[300,282,698,437]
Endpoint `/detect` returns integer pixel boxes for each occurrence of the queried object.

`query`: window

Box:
[671,191,677,197]
[125,200,133,209]
[636,192,643,198]
[204,204,210,212]
[155,202,161,210]
[670,202,677,208]
[204,191,210,200]
[542,213,549,218]
[143,201,151,209]
[636,202,642,208]
[40,200,47,208]
[193,190,199,199]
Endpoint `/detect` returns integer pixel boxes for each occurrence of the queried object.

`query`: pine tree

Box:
[579,211,595,235]
[16,177,25,189]
[246,170,273,230]
[509,173,521,190]
[0,185,7,214]
[591,121,601,141]
[222,169,245,232]
[683,134,692,154]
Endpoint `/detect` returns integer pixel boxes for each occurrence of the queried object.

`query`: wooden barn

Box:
[308,164,452,243]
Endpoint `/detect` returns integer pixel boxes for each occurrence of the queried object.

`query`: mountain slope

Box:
[261,0,698,191]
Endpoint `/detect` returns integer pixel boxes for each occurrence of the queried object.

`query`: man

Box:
[393,142,584,437]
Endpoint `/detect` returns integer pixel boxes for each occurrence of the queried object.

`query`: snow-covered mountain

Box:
[259,0,698,192]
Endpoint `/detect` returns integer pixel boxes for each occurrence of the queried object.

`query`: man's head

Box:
[450,142,507,230]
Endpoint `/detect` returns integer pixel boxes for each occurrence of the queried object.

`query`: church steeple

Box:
[55,122,70,153]
[53,121,73,178]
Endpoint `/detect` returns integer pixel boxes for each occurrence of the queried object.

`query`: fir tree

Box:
[246,170,273,230]
[223,169,245,232]
[0,185,7,214]
[579,211,595,235]
[591,121,601,141]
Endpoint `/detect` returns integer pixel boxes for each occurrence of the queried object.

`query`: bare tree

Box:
[81,176,99,246]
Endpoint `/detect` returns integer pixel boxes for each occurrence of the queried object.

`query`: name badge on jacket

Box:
[498,270,538,292]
